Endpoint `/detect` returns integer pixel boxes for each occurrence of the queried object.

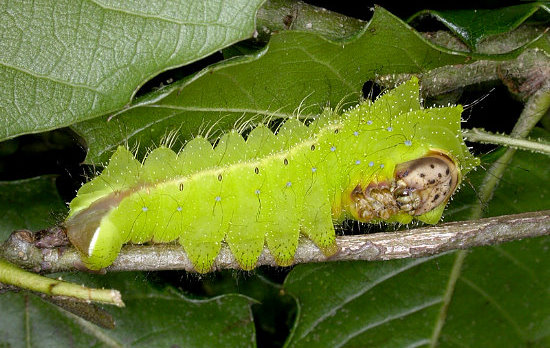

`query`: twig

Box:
[463,128,550,155]
[0,259,124,307]
[0,211,548,273]
[471,83,550,219]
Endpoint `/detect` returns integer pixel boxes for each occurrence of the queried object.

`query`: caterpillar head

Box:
[393,152,459,215]
[349,151,459,224]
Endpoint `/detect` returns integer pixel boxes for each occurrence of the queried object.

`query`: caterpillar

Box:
[65,77,479,273]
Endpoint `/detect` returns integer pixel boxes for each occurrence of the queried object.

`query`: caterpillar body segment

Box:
[65,77,479,272]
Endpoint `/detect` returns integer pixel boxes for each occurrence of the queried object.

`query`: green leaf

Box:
[0,273,256,347]
[283,130,550,347]
[284,256,454,347]
[73,6,476,163]
[0,0,265,141]
[435,238,550,347]
[0,176,66,241]
[408,3,550,49]
[284,238,550,348]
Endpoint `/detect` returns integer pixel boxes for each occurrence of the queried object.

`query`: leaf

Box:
[0,176,66,240]
[0,272,256,348]
[408,3,550,49]
[73,6,478,163]
[0,0,265,141]
[282,129,550,347]
[283,238,550,348]
[434,238,550,347]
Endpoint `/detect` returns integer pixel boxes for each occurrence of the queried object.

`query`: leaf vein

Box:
[460,276,526,339]
[87,0,244,30]
[334,298,442,348]
[297,257,437,340]
[0,61,102,93]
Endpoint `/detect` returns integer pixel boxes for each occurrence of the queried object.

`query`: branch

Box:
[375,47,550,101]
[1,211,548,273]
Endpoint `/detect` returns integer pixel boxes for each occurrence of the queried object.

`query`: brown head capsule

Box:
[393,153,459,215]
[346,152,460,223]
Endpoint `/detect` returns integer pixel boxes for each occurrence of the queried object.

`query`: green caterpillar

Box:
[65,77,479,272]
